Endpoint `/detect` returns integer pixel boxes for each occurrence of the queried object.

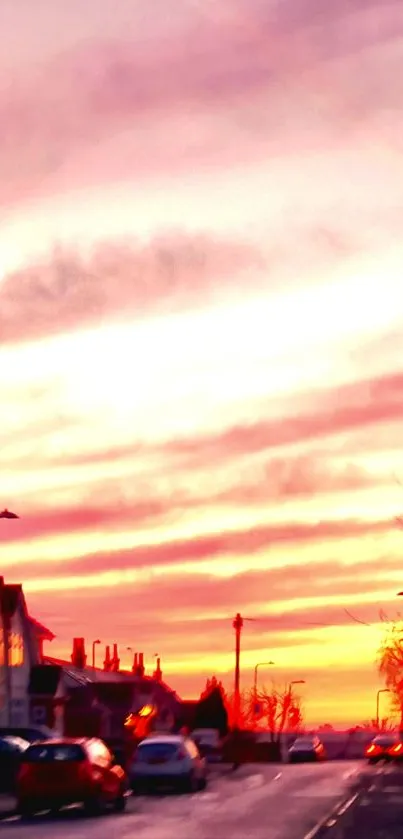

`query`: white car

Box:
[130,734,208,793]
[191,728,223,762]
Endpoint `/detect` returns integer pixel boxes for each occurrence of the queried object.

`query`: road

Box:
[0,761,362,839]
[317,761,403,839]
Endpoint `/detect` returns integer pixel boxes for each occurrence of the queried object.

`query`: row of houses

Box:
[0,576,203,741]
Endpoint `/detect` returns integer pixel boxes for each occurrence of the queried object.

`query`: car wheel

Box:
[198,776,207,791]
[182,772,197,793]
[113,788,127,813]
[18,804,35,820]
[83,793,104,817]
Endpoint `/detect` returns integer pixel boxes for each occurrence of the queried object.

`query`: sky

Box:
[1,0,403,726]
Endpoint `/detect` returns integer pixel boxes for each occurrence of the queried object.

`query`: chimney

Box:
[132,652,138,674]
[153,656,162,682]
[104,645,111,671]
[138,652,145,677]
[111,643,120,672]
[71,637,86,669]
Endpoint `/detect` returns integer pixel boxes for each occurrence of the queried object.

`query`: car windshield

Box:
[0,736,29,752]
[23,744,85,762]
[193,731,219,745]
[136,742,181,761]
[293,738,315,746]
[374,735,397,746]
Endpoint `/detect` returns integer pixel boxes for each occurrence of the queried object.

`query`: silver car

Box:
[288,735,326,763]
[130,734,208,794]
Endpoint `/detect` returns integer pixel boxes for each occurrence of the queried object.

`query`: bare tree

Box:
[378,619,403,728]
[256,683,304,743]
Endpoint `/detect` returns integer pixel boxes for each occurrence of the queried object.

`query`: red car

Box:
[365,734,402,764]
[17,738,127,817]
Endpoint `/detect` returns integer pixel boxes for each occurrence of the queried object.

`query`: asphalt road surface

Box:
[316,761,403,839]
[0,761,363,839]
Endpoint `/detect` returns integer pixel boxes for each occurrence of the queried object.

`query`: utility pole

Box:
[233,612,243,727]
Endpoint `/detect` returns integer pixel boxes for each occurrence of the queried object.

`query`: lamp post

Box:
[376,688,390,729]
[254,660,275,699]
[92,639,101,669]
[289,680,306,691]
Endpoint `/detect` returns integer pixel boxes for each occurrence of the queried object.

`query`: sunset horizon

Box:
[2,0,403,732]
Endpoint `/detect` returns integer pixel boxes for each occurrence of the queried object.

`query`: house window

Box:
[9,632,24,667]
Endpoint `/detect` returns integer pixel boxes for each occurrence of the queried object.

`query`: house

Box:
[28,639,183,740]
[0,577,52,727]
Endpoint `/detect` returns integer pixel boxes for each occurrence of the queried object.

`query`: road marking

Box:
[337,793,359,816]
[274,772,282,781]
[343,768,358,781]
[302,792,359,839]
[246,773,265,788]
[383,785,403,793]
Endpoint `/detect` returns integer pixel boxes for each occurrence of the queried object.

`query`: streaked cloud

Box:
[1,0,402,726]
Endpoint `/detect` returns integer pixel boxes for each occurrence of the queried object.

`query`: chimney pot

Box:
[132,652,138,673]
[153,656,162,682]
[111,642,120,672]
[71,637,86,669]
[104,644,111,671]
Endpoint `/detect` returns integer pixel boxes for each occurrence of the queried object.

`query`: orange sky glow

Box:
[1,0,403,727]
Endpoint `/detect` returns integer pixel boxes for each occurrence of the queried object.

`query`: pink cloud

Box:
[0,451,386,545]
[0,0,401,207]
[12,369,403,475]
[9,515,392,586]
[24,561,400,661]
[0,235,263,345]
[156,370,403,467]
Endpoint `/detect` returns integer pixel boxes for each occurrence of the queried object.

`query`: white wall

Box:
[0,624,7,727]
[8,604,31,726]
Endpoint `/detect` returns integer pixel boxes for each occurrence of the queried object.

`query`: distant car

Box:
[0,726,55,743]
[191,729,223,763]
[130,734,208,793]
[0,736,30,793]
[17,738,127,818]
[288,735,326,763]
[365,734,402,764]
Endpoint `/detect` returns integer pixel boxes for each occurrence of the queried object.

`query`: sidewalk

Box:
[0,795,16,819]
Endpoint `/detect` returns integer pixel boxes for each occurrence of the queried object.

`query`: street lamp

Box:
[376,688,390,729]
[253,661,275,697]
[289,679,306,692]
[92,639,101,668]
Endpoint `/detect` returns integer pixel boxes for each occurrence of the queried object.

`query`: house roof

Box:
[43,657,180,700]
[28,616,55,642]
[1,584,22,618]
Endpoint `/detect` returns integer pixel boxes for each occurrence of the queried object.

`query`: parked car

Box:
[365,734,402,764]
[16,738,127,817]
[0,736,30,793]
[191,728,223,763]
[0,726,55,743]
[288,735,326,763]
[130,734,208,794]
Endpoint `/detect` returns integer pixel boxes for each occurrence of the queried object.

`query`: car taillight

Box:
[366,745,380,755]
[389,743,403,755]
